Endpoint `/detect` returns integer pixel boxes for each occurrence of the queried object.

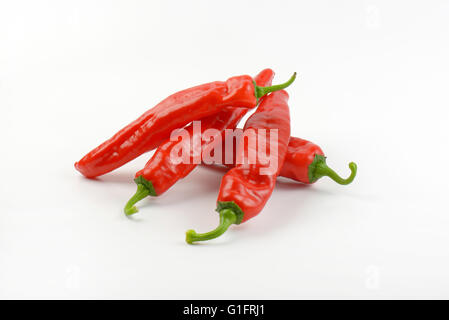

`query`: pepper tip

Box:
[349,162,357,171]
[185,229,197,244]
[124,206,139,216]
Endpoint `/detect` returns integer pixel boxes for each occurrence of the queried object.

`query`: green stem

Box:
[254,72,297,99]
[124,184,150,216]
[315,161,357,185]
[185,209,237,244]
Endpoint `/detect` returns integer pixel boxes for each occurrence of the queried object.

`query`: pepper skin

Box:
[213,136,357,185]
[281,137,357,184]
[75,73,295,178]
[186,90,291,244]
[123,69,275,215]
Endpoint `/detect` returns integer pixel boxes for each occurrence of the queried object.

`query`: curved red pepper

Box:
[75,73,296,178]
[213,136,357,185]
[123,69,275,215]
[281,137,357,184]
[186,90,291,243]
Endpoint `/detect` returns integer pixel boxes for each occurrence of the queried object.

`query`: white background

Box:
[1,0,449,299]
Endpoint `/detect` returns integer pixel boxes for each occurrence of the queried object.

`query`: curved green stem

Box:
[254,72,296,99]
[124,184,150,216]
[315,161,357,185]
[186,209,237,244]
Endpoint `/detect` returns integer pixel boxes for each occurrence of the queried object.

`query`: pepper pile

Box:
[75,69,357,244]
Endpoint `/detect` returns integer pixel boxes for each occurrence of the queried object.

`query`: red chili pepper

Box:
[186,90,291,244]
[123,69,275,215]
[75,72,296,178]
[281,137,357,184]
[213,136,357,185]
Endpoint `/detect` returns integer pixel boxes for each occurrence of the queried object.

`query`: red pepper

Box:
[123,69,275,215]
[75,72,296,178]
[281,137,357,184]
[213,136,357,185]
[186,90,291,244]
